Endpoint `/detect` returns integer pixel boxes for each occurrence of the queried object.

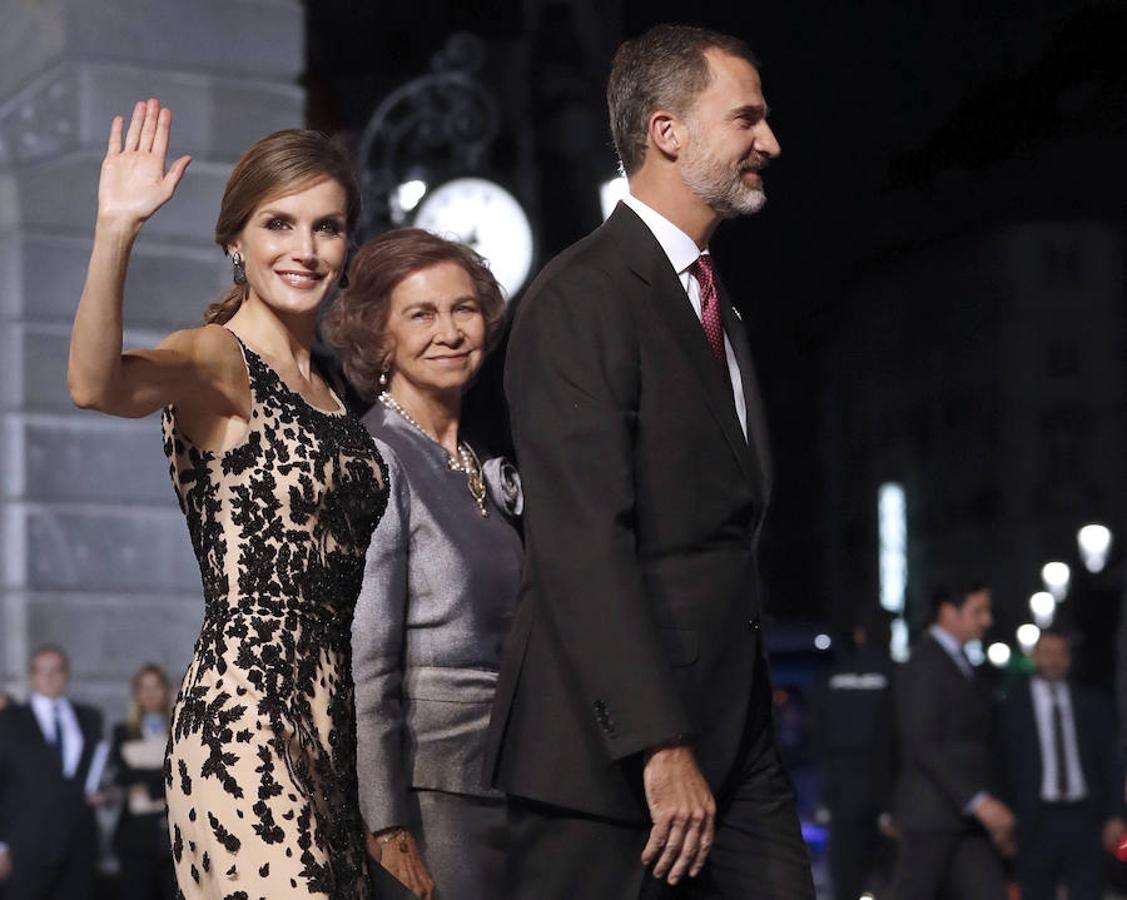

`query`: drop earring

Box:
[231,251,247,286]
[378,368,390,389]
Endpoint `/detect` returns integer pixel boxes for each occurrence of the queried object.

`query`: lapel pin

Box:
[732,307,743,322]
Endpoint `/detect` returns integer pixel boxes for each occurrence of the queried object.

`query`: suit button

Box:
[748,618,760,631]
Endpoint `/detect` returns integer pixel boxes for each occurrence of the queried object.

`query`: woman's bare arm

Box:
[68,98,195,417]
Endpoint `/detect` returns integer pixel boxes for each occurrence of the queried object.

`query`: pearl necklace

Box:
[379,392,488,517]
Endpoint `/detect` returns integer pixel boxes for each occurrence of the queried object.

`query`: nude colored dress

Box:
[161,330,388,899]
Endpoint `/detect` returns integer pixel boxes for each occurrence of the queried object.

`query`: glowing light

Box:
[1078,524,1112,573]
[1016,623,1041,651]
[600,176,629,221]
[814,633,832,651]
[1041,561,1071,601]
[965,640,985,667]
[1029,591,1055,628]
[987,642,1012,667]
[890,617,909,663]
[878,483,907,613]
[395,179,428,213]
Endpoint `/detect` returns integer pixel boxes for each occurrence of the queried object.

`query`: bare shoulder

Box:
[144,323,248,414]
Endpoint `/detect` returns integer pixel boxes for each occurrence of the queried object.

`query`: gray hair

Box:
[607,24,759,176]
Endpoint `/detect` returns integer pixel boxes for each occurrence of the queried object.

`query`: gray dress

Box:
[352,403,523,900]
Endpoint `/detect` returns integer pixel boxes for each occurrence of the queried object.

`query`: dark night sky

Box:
[303,1,1126,624]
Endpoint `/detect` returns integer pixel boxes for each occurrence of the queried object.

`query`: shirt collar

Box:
[928,624,966,662]
[621,193,705,276]
[30,692,66,714]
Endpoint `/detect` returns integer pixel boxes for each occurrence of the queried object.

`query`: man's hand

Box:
[366,829,435,899]
[973,795,1016,857]
[0,847,11,882]
[1102,817,1127,854]
[641,743,716,885]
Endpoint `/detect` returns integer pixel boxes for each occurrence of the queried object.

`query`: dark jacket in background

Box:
[894,634,995,830]
[999,678,1121,830]
[0,702,102,876]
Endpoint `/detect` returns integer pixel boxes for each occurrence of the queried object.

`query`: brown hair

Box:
[126,663,171,737]
[204,129,361,325]
[607,25,759,176]
[322,228,506,400]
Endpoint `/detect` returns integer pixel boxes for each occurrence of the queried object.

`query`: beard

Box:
[680,126,768,219]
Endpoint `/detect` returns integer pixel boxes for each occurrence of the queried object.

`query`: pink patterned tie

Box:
[689,254,727,368]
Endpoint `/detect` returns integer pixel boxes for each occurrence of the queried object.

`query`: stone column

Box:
[0,0,305,718]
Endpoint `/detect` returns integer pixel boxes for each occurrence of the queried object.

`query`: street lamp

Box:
[987,642,1012,667]
[1077,523,1112,573]
[1016,623,1041,652]
[1041,561,1071,601]
[1029,591,1055,628]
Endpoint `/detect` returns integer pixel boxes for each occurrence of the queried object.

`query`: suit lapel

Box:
[716,277,772,509]
[607,206,759,487]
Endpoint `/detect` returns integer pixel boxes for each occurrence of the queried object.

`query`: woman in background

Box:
[111,664,175,900]
[324,229,523,900]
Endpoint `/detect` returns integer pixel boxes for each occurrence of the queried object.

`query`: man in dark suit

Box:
[891,585,1013,899]
[814,615,897,900]
[0,646,104,900]
[485,23,813,900]
[1000,627,1125,900]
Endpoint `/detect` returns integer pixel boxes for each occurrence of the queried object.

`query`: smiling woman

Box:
[322,229,522,900]
[66,100,391,899]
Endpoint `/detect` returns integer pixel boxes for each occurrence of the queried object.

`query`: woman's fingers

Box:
[122,100,145,152]
[151,106,172,163]
[162,155,192,197]
[138,98,159,153]
[106,116,123,156]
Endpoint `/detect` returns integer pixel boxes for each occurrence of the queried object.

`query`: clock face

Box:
[413,177,534,299]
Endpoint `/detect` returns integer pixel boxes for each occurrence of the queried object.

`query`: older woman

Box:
[324,229,523,900]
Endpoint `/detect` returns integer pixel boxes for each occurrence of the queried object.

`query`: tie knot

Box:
[689,254,715,287]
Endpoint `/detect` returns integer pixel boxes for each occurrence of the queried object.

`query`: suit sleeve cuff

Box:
[964,791,988,816]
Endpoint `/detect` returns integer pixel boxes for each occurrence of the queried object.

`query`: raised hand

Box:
[98,98,191,229]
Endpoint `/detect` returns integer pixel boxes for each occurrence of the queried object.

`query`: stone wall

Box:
[0,0,305,723]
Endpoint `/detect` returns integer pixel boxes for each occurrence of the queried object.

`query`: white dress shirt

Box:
[1030,677,1088,802]
[928,625,974,679]
[621,194,749,440]
[30,692,84,778]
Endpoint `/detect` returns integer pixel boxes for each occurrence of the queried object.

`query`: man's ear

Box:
[648,110,682,161]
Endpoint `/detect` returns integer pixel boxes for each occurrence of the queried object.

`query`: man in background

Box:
[891,584,1012,899]
[1000,627,1125,900]
[814,612,896,900]
[0,646,104,900]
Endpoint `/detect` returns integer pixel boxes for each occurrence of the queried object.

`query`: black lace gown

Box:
[161,329,388,898]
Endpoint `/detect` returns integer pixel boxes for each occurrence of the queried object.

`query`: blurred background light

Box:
[890,617,909,663]
[1040,561,1071,600]
[987,642,1012,667]
[395,178,428,214]
[600,175,629,221]
[878,482,907,613]
[1017,623,1041,651]
[814,633,832,651]
[1077,523,1112,573]
[1029,590,1056,628]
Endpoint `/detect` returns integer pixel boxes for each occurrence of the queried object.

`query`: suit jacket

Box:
[814,647,897,815]
[999,678,1120,830]
[894,635,995,831]
[484,203,774,822]
[353,409,524,833]
[0,701,103,866]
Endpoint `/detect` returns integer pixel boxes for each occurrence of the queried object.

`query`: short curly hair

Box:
[322,228,506,400]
